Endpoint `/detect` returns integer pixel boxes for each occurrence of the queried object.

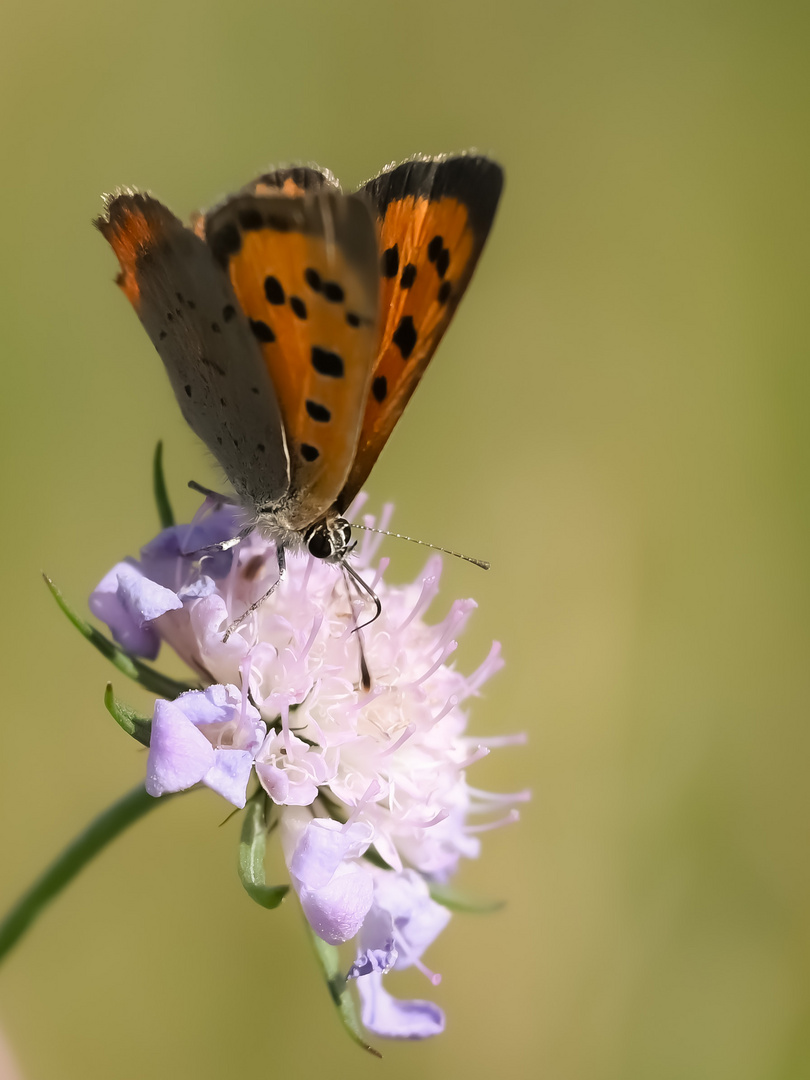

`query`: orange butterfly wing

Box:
[337,155,504,510]
[203,190,379,529]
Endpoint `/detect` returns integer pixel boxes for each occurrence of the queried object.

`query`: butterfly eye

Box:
[307,527,334,560]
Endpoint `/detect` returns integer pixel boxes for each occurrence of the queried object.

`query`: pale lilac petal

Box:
[146,699,215,796]
[173,684,234,727]
[115,563,183,624]
[356,972,445,1039]
[178,576,217,600]
[280,778,321,806]
[369,870,450,970]
[298,862,374,945]
[173,685,265,749]
[255,731,331,807]
[255,762,290,804]
[140,508,242,584]
[89,563,161,658]
[290,819,371,889]
[204,749,255,807]
[189,593,249,669]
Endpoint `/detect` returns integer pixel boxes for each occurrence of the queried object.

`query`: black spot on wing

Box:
[346,312,361,327]
[264,276,285,304]
[305,268,322,292]
[306,400,331,422]
[323,281,345,303]
[372,376,387,402]
[301,444,320,462]
[223,304,236,322]
[438,280,452,305]
[311,347,344,377]
[392,315,417,359]
[382,245,399,277]
[400,263,417,288]
[290,296,307,319]
[250,319,275,343]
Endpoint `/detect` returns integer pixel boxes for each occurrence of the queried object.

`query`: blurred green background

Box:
[2,0,809,1077]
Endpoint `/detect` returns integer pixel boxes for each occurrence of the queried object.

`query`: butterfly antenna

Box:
[350,523,490,570]
[341,566,373,692]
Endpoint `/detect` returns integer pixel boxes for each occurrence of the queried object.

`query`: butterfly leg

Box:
[187,479,239,504]
[189,525,254,561]
[222,543,286,643]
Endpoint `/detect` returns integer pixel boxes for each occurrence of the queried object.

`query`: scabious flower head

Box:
[91,496,527,1039]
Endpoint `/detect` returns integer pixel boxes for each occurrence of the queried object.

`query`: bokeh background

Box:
[2,1,809,1077]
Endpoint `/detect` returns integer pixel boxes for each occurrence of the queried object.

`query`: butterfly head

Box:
[302,514,352,563]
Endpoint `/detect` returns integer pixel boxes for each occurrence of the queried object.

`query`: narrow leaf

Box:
[238,797,288,910]
[429,882,505,914]
[43,574,193,700]
[306,925,382,1058]
[152,440,175,529]
[104,684,152,747]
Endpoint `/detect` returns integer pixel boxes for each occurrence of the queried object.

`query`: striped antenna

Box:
[350,523,490,570]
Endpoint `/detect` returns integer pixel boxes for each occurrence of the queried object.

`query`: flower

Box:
[350,869,451,1038]
[146,680,266,808]
[90,496,527,1039]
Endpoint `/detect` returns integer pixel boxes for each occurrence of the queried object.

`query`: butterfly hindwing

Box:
[96,193,289,509]
[245,165,341,198]
[338,154,504,509]
[204,191,380,528]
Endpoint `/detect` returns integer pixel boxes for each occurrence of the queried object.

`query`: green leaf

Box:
[104,683,152,746]
[237,797,288,910]
[306,924,382,1058]
[429,882,505,914]
[43,574,193,700]
[152,440,175,529]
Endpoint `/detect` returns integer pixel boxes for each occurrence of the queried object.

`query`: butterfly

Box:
[97,154,503,607]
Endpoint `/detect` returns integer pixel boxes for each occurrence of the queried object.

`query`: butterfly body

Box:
[97,155,503,569]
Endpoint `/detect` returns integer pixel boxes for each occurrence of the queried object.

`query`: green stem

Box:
[0,783,180,967]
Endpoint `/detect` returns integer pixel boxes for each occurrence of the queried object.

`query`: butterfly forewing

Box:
[97,155,503,544]
[204,192,380,528]
[96,193,289,509]
[338,155,504,509]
